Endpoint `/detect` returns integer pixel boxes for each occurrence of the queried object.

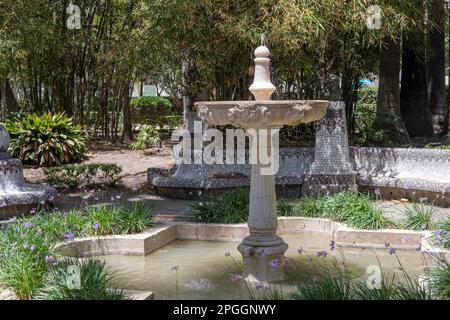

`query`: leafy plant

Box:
[35,258,125,300]
[130,126,160,150]
[276,200,295,216]
[289,192,395,230]
[117,202,154,234]
[44,163,122,189]
[189,188,249,224]
[0,219,53,299]
[84,205,118,236]
[5,112,87,165]
[402,203,437,230]
[291,196,323,218]
[430,260,450,299]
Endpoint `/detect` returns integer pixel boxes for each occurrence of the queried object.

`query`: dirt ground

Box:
[22,142,193,218]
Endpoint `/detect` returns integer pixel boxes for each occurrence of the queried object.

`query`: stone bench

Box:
[353,147,450,205]
[148,146,450,204]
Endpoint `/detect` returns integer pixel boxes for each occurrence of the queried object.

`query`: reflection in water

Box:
[101,232,425,300]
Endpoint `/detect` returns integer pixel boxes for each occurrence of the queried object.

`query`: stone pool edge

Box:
[56,217,449,263]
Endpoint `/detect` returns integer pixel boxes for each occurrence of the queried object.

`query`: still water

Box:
[101,232,425,299]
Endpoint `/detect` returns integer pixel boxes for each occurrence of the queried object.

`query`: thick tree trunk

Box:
[374,37,410,144]
[400,33,434,137]
[3,79,19,113]
[427,0,447,136]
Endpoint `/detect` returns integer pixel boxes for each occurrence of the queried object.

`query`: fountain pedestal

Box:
[237,128,287,282]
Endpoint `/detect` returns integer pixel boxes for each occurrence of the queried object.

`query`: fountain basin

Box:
[195,100,329,129]
[56,217,449,299]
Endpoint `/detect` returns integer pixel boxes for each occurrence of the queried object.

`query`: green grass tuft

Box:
[402,203,437,230]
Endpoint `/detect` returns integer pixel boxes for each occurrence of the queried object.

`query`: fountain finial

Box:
[249,45,276,101]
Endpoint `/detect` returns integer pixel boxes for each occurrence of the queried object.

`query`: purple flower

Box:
[264,286,272,292]
[23,222,33,228]
[22,243,28,249]
[317,251,327,258]
[403,235,412,241]
[93,223,100,231]
[415,245,422,251]
[255,283,263,290]
[269,259,278,270]
[45,256,58,266]
[389,248,396,255]
[280,256,287,268]
[224,251,231,257]
[81,194,91,200]
[30,208,37,214]
[30,245,35,251]
[63,232,75,241]
[229,274,242,282]
[36,229,43,236]
[329,240,335,251]
[298,247,304,255]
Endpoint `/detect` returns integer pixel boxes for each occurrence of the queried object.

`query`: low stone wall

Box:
[148,147,450,203]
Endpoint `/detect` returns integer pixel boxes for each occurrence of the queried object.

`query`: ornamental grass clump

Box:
[290,192,395,230]
[402,202,437,230]
[5,112,87,166]
[117,202,154,234]
[35,258,125,300]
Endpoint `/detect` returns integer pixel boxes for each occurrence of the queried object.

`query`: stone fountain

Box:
[0,124,57,219]
[195,45,329,282]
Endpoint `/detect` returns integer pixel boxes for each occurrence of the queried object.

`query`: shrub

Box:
[189,189,249,224]
[44,163,122,189]
[36,258,125,300]
[130,96,181,128]
[402,203,437,230]
[130,126,160,150]
[117,202,154,234]
[5,112,87,165]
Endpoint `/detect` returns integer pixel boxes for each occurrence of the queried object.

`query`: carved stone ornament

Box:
[196,100,328,129]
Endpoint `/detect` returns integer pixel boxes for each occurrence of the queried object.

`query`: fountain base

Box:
[238,239,288,282]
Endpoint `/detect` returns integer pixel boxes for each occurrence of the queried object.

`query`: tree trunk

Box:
[122,82,133,143]
[3,79,19,113]
[374,37,410,144]
[181,61,198,133]
[400,32,434,137]
[427,0,447,136]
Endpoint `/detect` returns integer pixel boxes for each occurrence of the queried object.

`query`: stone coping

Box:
[56,217,449,262]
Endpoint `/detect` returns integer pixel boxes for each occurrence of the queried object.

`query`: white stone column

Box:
[238,128,287,282]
